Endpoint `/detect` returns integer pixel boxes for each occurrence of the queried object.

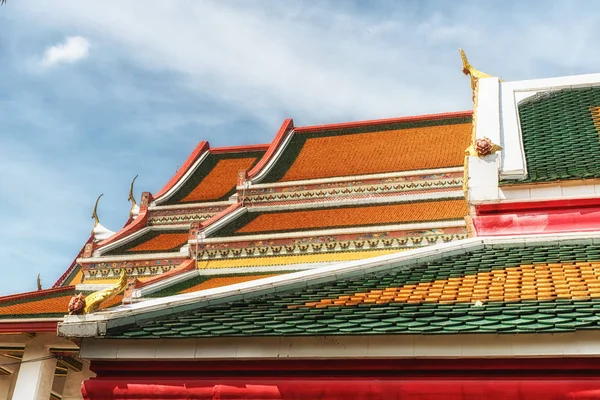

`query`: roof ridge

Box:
[294,110,473,133]
[0,285,75,304]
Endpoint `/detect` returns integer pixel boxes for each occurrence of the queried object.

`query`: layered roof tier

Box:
[58,234,600,339]
[48,111,472,308]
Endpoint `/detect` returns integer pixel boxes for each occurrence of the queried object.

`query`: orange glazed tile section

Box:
[0,295,74,315]
[236,200,468,234]
[179,274,279,294]
[126,233,189,252]
[181,157,258,202]
[0,294,121,316]
[281,123,471,182]
[300,262,600,308]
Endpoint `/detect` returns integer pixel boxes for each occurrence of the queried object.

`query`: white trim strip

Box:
[96,224,189,256]
[149,200,233,211]
[246,191,464,213]
[197,220,466,244]
[133,264,337,300]
[153,151,211,205]
[78,331,600,360]
[79,252,186,264]
[250,129,296,184]
[248,167,464,189]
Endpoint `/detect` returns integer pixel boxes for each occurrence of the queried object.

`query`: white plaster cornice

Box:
[78,330,600,360]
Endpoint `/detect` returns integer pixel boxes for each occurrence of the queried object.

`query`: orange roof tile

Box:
[302,261,600,308]
[0,293,123,317]
[181,157,258,202]
[179,274,279,294]
[279,121,471,182]
[125,232,189,253]
[234,200,468,235]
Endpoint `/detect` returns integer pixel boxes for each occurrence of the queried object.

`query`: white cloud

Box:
[41,36,90,67]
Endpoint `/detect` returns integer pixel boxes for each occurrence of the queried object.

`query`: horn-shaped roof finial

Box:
[128,175,140,218]
[91,194,115,241]
[92,193,103,230]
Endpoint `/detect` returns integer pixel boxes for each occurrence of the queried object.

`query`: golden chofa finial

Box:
[459,49,493,94]
[91,193,103,230]
[128,175,139,217]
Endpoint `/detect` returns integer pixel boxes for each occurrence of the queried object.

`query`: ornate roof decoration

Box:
[256,113,472,184]
[91,194,115,242]
[459,48,494,102]
[128,175,140,219]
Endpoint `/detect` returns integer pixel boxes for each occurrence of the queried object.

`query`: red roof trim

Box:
[96,206,149,249]
[0,286,75,305]
[153,141,210,200]
[0,321,58,334]
[476,197,600,215]
[294,110,473,134]
[135,259,195,289]
[200,202,243,229]
[247,119,294,179]
[209,144,269,155]
[52,235,93,288]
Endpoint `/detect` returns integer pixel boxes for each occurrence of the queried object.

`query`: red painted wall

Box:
[83,358,600,400]
[82,378,600,400]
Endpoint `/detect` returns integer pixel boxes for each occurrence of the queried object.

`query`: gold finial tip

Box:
[92,193,104,228]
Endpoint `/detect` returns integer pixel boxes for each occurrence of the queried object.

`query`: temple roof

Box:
[516,86,600,183]
[153,144,267,205]
[105,238,600,338]
[103,229,189,255]
[257,112,471,184]
[0,287,121,319]
[209,199,468,238]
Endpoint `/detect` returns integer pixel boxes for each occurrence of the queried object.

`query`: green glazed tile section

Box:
[513,87,600,183]
[107,242,600,338]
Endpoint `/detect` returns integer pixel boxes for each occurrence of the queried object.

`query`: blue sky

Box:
[0,0,599,295]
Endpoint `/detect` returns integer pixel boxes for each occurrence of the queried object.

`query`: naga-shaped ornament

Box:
[68,271,128,315]
[460,48,493,99]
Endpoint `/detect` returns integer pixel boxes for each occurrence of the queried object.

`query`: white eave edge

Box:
[248,128,295,184]
[58,230,600,338]
[152,150,211,206]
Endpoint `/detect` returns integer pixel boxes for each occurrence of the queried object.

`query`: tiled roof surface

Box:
[260,116,471,183]
[104,229,189,255]
[0,288,122,319]
[212,199,468,237]
[196,250,404,269]
[162,151,264,205]
[147,273,282,298]
[516,87,600,183]
[109,242,600,338]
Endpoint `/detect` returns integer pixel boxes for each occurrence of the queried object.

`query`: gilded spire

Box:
[128,175,139,217]
[91,193,103,230]
[459,49,493,95]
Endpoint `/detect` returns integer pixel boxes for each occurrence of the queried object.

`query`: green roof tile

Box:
[107,242,600,338]
[507,87,600,183]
